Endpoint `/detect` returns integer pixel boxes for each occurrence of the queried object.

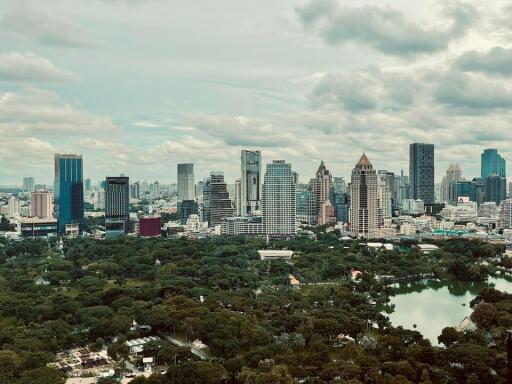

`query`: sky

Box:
[1,0,512,186]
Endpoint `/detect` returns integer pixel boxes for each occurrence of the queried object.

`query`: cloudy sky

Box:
[1,0,512,186]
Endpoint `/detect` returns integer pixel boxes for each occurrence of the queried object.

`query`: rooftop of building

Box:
[355,152,372,169]
[20,217,57,223]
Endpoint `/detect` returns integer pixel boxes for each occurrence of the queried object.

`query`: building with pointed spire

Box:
[349,153,381,238]
[308,160,335,225]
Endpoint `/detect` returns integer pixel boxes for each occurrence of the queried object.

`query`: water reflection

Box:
[386,276,512,345]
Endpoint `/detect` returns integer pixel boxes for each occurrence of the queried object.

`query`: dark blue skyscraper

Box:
[481,149,506,178]
[409,143,435,205]
[54,154,84,234]
[485,175,507,205]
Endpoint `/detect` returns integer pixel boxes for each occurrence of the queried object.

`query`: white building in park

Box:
[258,250,293,260]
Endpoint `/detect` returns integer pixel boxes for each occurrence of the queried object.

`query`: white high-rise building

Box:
[440,164,462,204]
[378,174,393,219]
[7,196,21,218]
[349,153,381,238]
[241,150,261,216]
[499,199,512,229]
[94,190,105,210]
[31,191,53,219]
[262,160,296,236]
[177,163,195,201]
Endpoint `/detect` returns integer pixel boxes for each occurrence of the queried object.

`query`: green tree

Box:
[18,367,65,384]
[471,302,497,329]
[0,350,22,383]
[438,327,459,347]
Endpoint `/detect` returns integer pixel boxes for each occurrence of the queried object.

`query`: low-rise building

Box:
[20,217,58,238]
[139,215,161,237]
[126,336,160,356]
[439,202,477,223]
[221,216,265,236]
[401,199,425,215]
[417,244,439,254]
[258,250,293,260]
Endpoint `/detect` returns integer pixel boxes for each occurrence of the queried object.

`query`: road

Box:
[163,334,211,360]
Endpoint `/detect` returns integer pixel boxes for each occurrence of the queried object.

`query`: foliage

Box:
[0,235,509,383]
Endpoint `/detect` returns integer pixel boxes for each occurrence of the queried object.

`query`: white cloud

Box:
[0,137,55,179]
[0,10,105,48]
[133,121,162,128]
[0,51,77,82]
[0,88,120,137]
[187,114,297,147]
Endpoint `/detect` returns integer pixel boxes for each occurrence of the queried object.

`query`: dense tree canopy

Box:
[0,234,509,383]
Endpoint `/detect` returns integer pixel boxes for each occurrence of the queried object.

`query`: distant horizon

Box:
[1,145,511,189]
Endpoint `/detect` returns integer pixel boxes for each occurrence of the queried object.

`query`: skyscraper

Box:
[94,190,105,210]
[84,178,92,193]
[456,178,486,205]
[409,143,435,205]
[105,176,130,236]
[485,175,507,205]
[177,200,199,224]
[31,190,53,219]
[241,150,261,216]
[333,177,347,195]
[308,161,335,225]
[378,170,397,215]
[177,163,195,201]
[262,160,296,236]
[54,154,84,234]
[153,180,160,196]
[295,184,311,224]
[481,149,506,178]
[349,153,381,238]
[203,172,234,227]
[234,179,242,216]
[332,177,349,223]
[7,196,20,218]
[131,181,140,199]
[440,164,462,204]
[396,170,410,208]
[22,177,35,193]
[378,173,393,219]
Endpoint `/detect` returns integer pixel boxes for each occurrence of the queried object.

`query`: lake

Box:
[385,275,512,345]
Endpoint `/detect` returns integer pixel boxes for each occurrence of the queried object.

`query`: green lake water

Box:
[386,275,512,345]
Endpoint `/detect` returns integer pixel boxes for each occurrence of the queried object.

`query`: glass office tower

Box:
[54,154,84,234]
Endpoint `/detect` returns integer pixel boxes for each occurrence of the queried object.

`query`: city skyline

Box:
[2,1,512,183]
[4,145,512,188]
